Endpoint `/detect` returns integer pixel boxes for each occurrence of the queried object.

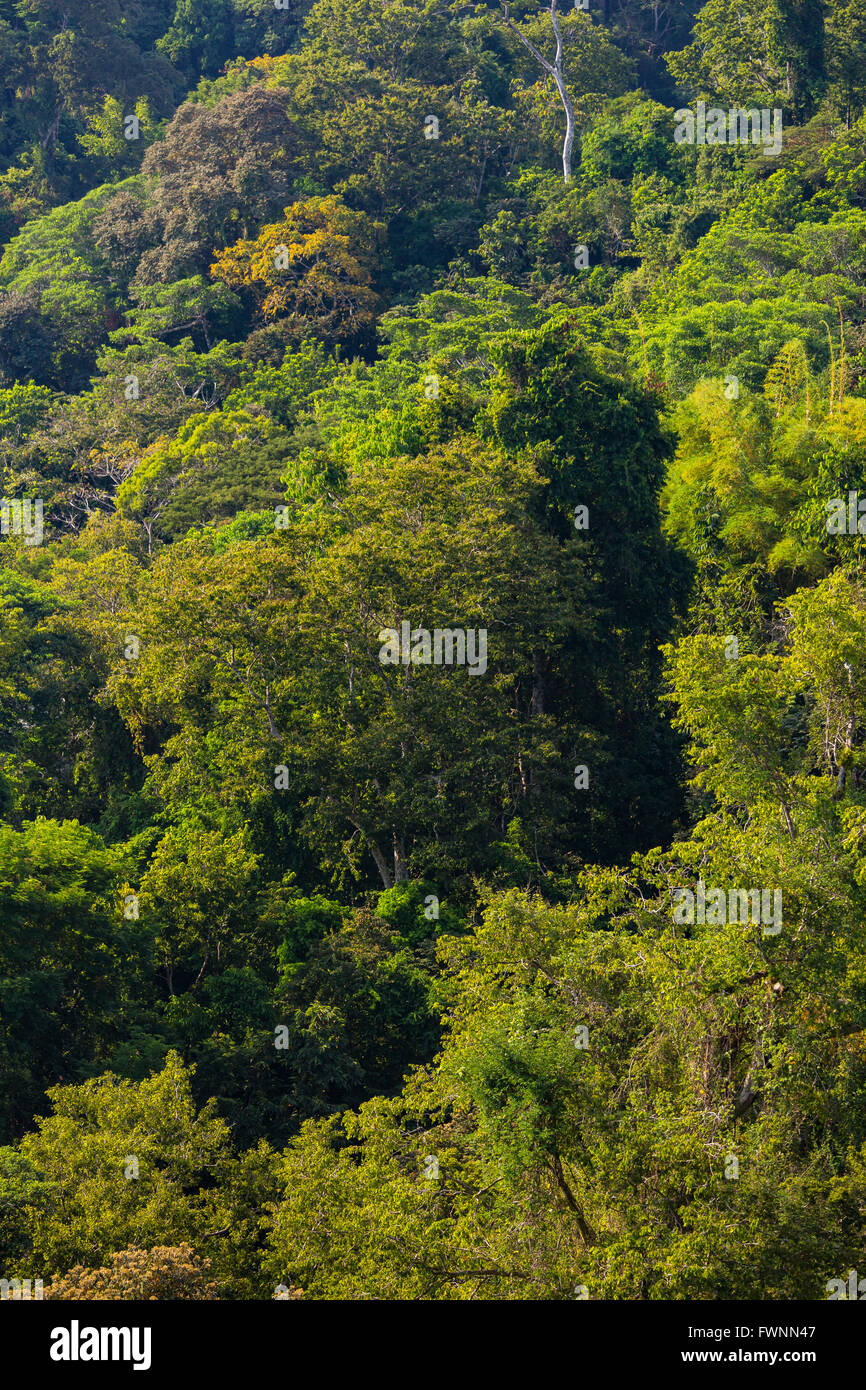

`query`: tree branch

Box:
[500,0,575,182]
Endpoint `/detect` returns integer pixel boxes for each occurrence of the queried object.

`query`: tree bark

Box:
[369,836,394,888]
[502,0,575,183]
[732,1073,758,1119]
[393,835,409,883]
[551,1153,595,1244]
[530,649,545,716]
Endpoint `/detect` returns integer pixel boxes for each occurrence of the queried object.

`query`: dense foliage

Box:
[1,0,864,1300]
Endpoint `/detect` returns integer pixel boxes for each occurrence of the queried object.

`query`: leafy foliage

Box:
[1,0,863,1306]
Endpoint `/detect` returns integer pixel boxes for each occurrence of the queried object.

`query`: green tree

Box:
[14,1052,276,1295]
[0,818,138,1142]
[116,407,290,548]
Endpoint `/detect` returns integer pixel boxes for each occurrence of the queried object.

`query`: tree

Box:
[0,290,55,386]
[665,0,824,113]
[267,847,866,1299]
[77,97,157,183]
[45,1243,220,1299]
[108,439,591,890]
[12,0,181,181]
[116,408,290,549]
[827,0,866,124]
[501,0,576,183]
[0,179,147,387]
[211,196,382,347]
[157,0,237,81]
[114,276,243,353]
[137,87,304,284]
[0,382,55,480]
[138,824,260,995]
[13,1052,276,1295]
[0,818,136,1142]
[274,909,439,1116]
[487,318,689,855]
[300,0,459,85]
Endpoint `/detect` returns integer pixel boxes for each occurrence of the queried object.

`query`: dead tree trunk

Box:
[502,0,575,183]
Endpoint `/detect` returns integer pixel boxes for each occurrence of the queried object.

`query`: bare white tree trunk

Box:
[502,0,576,183]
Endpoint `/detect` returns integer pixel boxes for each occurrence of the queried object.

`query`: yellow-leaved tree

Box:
[210,195,383,347]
